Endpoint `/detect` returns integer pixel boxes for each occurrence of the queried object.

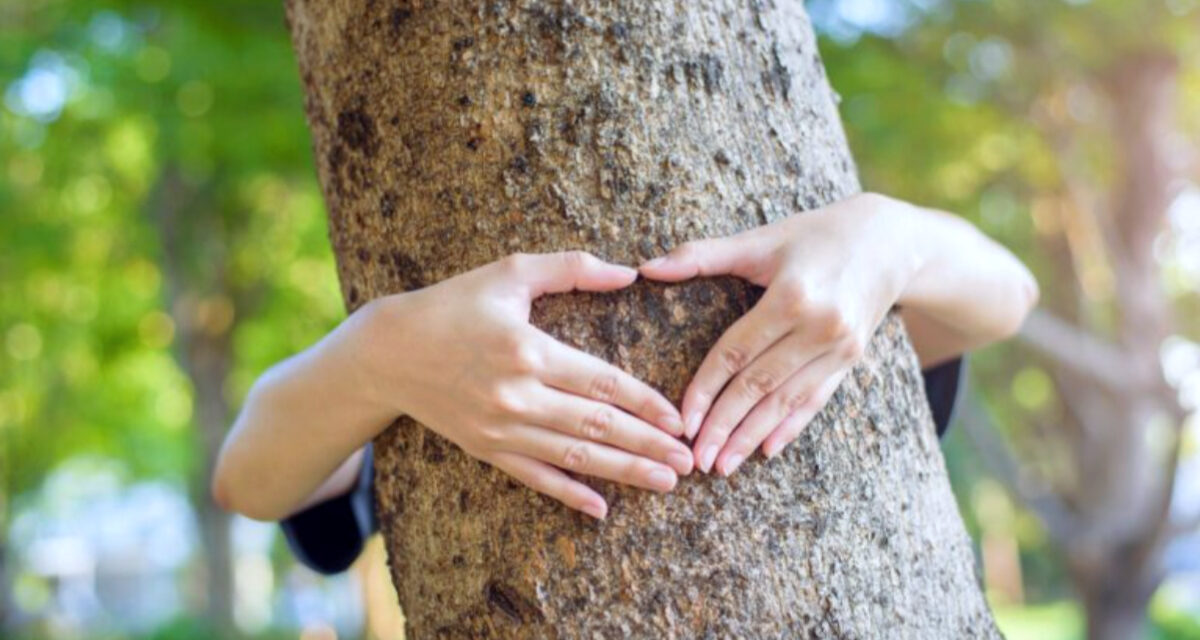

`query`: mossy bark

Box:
[284,1,1001,637]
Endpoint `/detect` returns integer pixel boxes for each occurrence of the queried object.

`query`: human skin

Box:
[212,192,1037,520]
[639,192,1038,476]
[212,252,690,521]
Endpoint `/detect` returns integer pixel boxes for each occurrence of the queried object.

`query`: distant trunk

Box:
[187,329,236,638]
[286,1,1000,637]
[0,535,12,630]
[1080,575,1154,640]
[152,171,237,638]
[1009,50,1187,640]
[1071,52,1183,640]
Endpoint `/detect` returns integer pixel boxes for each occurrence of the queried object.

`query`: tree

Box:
[812,3,1198,637]
[284,0,1000,636]
[1,3,343,635]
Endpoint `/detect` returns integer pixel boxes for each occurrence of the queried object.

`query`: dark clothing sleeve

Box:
[281,356,965,574]
[280,443,379,575]
[922,355,965,438]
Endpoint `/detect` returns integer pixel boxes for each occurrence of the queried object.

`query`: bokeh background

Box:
[2,0,1198,638]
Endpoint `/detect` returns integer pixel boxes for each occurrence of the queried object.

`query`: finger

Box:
[501,251,638,297]
[489,451,608,519]
[534,331,683,436]
[521,386,694,474]
[715,353,845,475]
[638,233,769,282]
[503,425,679,493]
[761,372,846,460]
[693,334,826,474]
[680,286,799,440]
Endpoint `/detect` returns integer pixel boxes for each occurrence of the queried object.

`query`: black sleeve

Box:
[280,443,379,575]
[921,355,965,438]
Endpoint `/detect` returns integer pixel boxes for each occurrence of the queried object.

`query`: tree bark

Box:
[284,1,1000,637]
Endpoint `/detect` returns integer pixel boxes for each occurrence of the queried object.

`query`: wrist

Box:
[865,194,930,307]
[332,294,410,430]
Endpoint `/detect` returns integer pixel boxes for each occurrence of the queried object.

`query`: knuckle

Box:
[707,421,733,441]
[814,309,850,343]
[476,425,505,447]
[673,242,698,260]
[512,342,543,374]
[719,344,750,374]
[839,334,865,361]
[489,386,526,416]
[561,250,590,269]
[562,442,591,472]
[588,373,619,402]
[725,436,750,456]
[638,396,657,421]
[634,459,661,481]
[776,283,809,319]
[495,330,526,359]
[581,406,614,441]
[742,368,777,396]
[783,390,810,415]
[499,252,528,274]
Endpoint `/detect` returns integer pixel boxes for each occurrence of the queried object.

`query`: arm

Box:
[211,309,390,521]
[639,192,1038,474]
[212,251,692,522]
[892,200,1038,367]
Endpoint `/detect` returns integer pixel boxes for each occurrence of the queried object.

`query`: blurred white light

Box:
[1163,336,1200,388]
[969,37,1013,80]
[88,12,129,51]
[4,51,81,123]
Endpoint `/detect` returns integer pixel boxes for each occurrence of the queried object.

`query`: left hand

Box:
[639,193,921,475]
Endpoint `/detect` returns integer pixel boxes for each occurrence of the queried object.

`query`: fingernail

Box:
[641,256,668,269]
[685,412,702,440]
[764,441,783,459]
[661,414,684,436]
[722,453,744,477]
[668,450,693,474]
[615,265,638,277]
[699,444,718,473]
[582,502,606,520]
[648,468,677,492]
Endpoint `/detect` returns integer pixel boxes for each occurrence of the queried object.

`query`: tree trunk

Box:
[284,1,1000,637]
[152,171,238,638]
[1079,571,1154,640]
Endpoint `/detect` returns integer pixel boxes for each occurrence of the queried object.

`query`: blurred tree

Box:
[1,0,343,635]
[816,1,1200,637]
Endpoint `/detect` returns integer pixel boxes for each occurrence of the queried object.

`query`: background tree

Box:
[812,0,1200,637]
[0,1,347,636]
[285,0,998,637]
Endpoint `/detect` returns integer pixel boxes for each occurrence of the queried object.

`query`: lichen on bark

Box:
[285,0,1001,637]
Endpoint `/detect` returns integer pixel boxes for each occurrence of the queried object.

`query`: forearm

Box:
[887,197,1039,365]
[212,303,395,521]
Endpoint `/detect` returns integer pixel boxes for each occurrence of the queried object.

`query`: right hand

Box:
[358,251,692,519]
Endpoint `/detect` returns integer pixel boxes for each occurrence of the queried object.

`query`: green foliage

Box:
[0,0,343,501]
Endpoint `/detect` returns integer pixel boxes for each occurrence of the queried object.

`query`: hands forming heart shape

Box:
[366,193,917,520]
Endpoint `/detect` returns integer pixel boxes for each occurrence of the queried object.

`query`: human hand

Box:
[359,251,692,519]
[639,193,921,475]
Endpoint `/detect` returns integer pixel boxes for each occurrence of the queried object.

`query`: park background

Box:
[2,0,1199,638]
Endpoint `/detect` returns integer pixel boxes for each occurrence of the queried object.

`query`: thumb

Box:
[501,251,638,298]
[638,234,761,282]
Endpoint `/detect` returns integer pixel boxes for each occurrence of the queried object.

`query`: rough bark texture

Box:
[284,1,1000,637]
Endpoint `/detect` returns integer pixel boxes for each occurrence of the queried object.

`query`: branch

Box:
[1017,308,1129,394]
[959,397,1082,543]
